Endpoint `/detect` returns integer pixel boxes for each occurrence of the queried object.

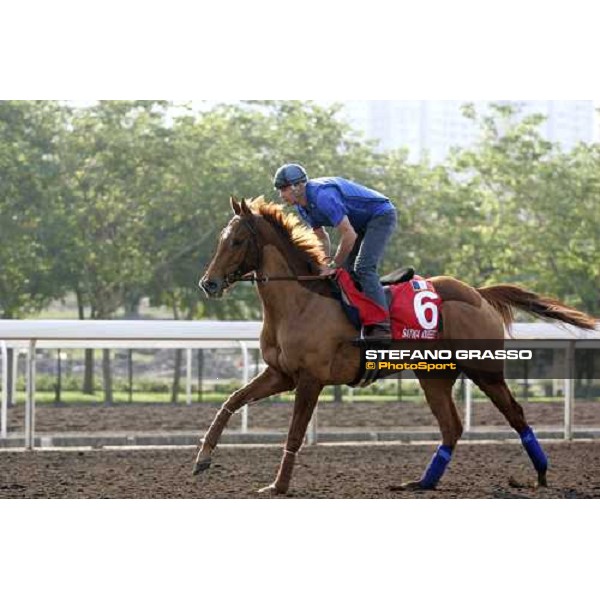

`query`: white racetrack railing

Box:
[1,319,599,448]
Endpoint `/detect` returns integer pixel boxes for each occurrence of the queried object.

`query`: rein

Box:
[228,273,332,283]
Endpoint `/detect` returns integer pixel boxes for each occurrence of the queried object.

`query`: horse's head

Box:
[199,197,260,298]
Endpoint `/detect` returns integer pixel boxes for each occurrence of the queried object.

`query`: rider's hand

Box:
[319,265,338,277]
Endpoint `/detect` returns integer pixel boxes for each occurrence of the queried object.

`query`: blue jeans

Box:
[343,209,397,317]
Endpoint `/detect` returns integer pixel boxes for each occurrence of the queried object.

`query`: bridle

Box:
[223,216,331,286]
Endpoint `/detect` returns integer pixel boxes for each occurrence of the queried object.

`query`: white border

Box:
[2,2,598,596]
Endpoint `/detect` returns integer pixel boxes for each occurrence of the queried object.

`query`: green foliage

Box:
[0,101,68,317]
[56,101,170,318]
[1,100,599,321]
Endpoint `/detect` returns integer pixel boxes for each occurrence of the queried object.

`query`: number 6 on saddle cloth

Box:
[334,267,443,341]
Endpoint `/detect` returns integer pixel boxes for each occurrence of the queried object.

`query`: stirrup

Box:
[356,324,393,346]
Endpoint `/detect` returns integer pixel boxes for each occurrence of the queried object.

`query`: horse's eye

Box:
[231,238,244,248]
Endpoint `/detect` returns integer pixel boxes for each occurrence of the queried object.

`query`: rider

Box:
[273,163,397,341]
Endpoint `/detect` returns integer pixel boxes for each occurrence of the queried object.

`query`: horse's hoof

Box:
[192,456,212,476]
[389,480,429,492]
[257,483,287,496]
[509,474,547,489]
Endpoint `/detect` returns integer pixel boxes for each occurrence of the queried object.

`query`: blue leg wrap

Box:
[520,426,548,473]
[419,445,453,489]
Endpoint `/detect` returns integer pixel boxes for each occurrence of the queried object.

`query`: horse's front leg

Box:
[258,373,322,495]
[193,367,294,475]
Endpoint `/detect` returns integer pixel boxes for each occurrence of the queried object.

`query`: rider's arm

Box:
[331,216,357,267]
[313,227,331,256]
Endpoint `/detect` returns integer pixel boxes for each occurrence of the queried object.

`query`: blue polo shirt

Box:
[296,177,394,233]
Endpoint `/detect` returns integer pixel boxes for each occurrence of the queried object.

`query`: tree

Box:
[0,101,69,406]
[57,101,170,401]
[448,103,599,313]
[513,144,600,314]
[0,101,67,317]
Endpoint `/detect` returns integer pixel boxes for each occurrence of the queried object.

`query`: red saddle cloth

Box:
[336,270,442,340]
[388,276,442,340]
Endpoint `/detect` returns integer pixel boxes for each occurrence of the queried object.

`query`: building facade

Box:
[340,100,596,163]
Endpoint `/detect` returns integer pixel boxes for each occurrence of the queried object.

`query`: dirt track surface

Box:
[3,400,599,498]
[5,399,600,434]
[1,441,600,498]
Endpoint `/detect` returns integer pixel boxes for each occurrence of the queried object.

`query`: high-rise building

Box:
[339,100,596,163]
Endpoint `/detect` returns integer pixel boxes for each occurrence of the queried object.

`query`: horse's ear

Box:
[230,196,241,215]
[240,198,252,216]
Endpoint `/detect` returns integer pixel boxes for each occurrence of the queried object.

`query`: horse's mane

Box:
[248,196,327,267]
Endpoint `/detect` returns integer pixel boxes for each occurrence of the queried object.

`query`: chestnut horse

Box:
[195,196,596,494]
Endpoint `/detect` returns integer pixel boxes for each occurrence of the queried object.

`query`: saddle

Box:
[333,266,442,341]
[333,267,444,388]
[380,266,415,286]
[381,267,415,311]
[332,266,416,330]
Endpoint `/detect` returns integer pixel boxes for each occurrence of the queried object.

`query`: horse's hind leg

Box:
[193,367,294,475]
[392,377,462,491]
[467,370,548,487]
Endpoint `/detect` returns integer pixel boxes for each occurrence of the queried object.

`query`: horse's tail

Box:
[477,284,597,330]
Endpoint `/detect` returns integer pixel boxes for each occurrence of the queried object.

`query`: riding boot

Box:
[363,320,392,342]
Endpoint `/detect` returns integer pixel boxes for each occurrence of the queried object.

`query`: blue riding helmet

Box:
[273,163,308,189]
